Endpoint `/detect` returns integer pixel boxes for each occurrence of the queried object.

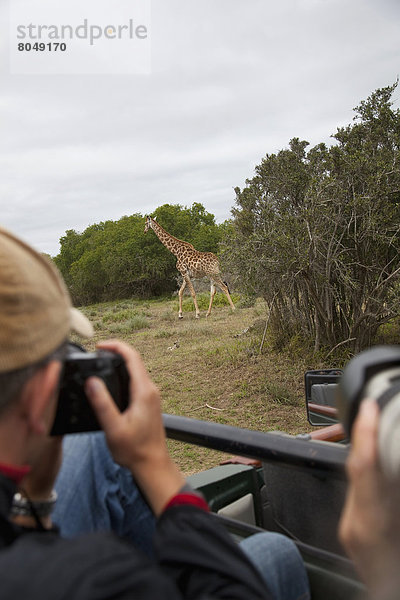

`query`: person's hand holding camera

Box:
[339,398,400,599]
[85,340,185,516]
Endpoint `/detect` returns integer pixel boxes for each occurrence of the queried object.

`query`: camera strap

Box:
[377,382,400,411]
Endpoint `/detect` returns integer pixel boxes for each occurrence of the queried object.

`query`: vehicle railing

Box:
[163,414,348,478]
[309,423,346,443]
[308,402,338,418]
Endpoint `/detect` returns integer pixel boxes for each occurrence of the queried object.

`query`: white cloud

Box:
[0,0,399,255]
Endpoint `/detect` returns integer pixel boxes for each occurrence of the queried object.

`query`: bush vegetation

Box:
[222,82,400,354]
[54,203,224,305]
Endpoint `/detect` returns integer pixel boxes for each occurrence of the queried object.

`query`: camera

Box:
[338,345,400,479]
[50,343,130,435]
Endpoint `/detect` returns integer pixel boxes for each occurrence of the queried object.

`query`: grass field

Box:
[75,293,323,475]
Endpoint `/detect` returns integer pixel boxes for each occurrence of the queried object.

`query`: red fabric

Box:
[163,493,209,513]
[0,462,31,484]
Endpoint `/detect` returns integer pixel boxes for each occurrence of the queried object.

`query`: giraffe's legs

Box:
[178,279,186,319]
[208,277,236,316]
[206,283,216,318]
[178,276,200,319]
[185,275,200,319]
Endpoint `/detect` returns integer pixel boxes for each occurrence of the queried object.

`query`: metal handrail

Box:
[163,414,348,477]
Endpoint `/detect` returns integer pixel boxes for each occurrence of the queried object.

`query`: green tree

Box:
[224,82,400,353]
[54,204,223,305]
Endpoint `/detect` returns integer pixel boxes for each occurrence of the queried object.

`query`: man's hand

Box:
[85,340,185,515]
[339,398,400,598]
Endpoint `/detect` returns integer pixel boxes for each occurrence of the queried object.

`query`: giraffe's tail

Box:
[224,281,231,294]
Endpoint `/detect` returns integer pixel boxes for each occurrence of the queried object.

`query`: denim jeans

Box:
[54,433,310,600]
[240,533,310,600]
[54,432,155,555]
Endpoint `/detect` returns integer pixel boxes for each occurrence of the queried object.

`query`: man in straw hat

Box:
[0,226,310,600]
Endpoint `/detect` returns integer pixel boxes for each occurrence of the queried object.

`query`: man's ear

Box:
[20,361,62,435]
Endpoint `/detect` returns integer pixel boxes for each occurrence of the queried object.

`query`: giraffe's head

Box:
[144,215,153,233]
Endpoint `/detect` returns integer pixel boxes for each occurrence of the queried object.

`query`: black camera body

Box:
[51,343,130,435]
[338,345,400,478]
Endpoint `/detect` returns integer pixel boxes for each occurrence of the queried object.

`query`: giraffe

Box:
[144,215,235,319]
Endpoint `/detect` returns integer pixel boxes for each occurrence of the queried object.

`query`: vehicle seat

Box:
[261,453,347,556]
[311,383,337,408]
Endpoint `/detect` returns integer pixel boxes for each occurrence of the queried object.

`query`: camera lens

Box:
[379,392,400,479]
[338,346,400,480]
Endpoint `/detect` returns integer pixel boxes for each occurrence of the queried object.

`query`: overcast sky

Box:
[1,0,399,256]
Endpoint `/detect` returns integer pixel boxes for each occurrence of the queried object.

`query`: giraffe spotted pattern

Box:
[144,216,235,319]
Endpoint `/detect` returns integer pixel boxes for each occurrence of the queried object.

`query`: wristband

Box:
[163,484,209,513]
[11,490,57,518]
[163,492,209,512]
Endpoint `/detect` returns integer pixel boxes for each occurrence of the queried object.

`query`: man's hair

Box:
[0,341,68,417]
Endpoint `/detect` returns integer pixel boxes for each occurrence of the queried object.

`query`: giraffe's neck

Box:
[150,220,193,258]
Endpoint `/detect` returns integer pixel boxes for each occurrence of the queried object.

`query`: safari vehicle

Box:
[163,368,364,600]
